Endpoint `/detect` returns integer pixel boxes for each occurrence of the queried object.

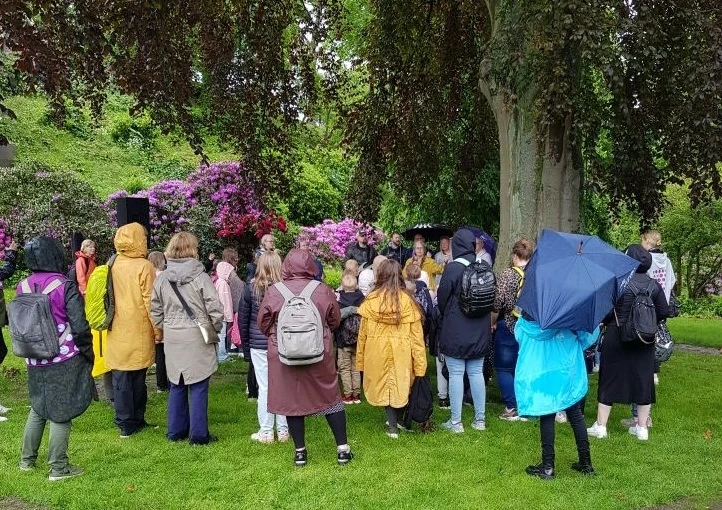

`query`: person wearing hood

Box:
[514,316,600,480]
[588,244,670,442]
[437,228,492,433]
[0,239,19,421]
[151,232,224,445]
[106,223,158,438]
[73,239,97,296]
[214,260,235,363]
[17,237,95,481]
[357,259,427,439]
[258,249,352,467]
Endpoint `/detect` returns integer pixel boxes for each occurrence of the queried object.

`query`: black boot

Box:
[571,452,595,475]
[525,462,555,480]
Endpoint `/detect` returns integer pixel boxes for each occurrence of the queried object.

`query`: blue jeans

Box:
[493,320,518,409]
[217,322,229,362]
[446,356,486,423]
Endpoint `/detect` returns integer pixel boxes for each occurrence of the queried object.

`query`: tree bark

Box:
[480,64,581,267]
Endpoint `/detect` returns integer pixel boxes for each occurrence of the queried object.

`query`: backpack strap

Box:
[42,279,63,295]
[454,257,470,267]
[20,279,31,294]
[275,282,296,301]
[299,280,321,299]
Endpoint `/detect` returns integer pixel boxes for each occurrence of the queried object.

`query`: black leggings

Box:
[539,399,590,465]
[287,410,348,450]
[385,406,404,429]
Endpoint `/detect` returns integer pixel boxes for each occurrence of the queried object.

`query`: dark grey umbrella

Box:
[402,224,454,242]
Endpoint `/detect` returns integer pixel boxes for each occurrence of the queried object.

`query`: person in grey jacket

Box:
[151,232,224,445]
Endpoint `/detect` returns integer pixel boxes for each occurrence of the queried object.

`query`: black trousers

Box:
[287,411,348,450]
[155,344,169,391]
[113,369,148,434]
[0,329,7,365]
[247,361,259,399]
[539,399,590,465]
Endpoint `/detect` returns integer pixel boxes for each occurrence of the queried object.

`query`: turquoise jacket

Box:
[514,317,600,417]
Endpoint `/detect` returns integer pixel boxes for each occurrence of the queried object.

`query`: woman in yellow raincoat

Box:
[357,259,427,439]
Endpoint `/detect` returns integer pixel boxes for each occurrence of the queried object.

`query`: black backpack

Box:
[455,258,495,318]
[619,280,658,345]
[402,375,433,429]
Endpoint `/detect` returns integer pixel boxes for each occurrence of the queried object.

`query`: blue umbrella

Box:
[515,229,640,333]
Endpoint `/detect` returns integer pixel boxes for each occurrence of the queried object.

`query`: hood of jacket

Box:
[114,223,148,259]
[164,258,205,284]
[451,229,476,261]
[216,261,234,282]
[360,291,420,325]
[24,237,67,274]
[281,249,317,280]
[650,251,670,267]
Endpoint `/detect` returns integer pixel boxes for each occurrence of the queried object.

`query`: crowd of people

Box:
[0,223,678,481]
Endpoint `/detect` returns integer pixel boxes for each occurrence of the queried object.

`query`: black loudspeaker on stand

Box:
[71,232,84,253]
[115,197,151,246]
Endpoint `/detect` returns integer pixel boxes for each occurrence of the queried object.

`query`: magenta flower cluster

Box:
[299,218,385,264]
[0,219,12,261]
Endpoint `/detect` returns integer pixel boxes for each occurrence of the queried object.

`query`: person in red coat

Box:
[258,249,353,467]
[74,239,97,296]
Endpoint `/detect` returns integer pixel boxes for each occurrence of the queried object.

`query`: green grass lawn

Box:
[1,332,721,510]
[667,317,722,349]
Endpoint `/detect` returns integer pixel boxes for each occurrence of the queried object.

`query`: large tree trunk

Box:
[480,67,581,266]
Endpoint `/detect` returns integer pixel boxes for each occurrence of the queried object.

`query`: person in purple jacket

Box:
[17,237,95,481]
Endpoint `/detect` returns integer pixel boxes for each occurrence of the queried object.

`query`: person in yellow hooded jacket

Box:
[106,223,158,438]
[357,259,427,439]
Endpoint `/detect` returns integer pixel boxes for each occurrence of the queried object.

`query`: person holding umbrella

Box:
[587,245,670,441]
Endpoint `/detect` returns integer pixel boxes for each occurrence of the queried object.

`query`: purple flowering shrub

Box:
[0,219,12,261]
[0,161,114,259]
[106,161,287,254]
[299,218,385,264]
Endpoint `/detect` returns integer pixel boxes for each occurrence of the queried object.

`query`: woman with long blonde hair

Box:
[240,251,289,443]
[357,259,427,438]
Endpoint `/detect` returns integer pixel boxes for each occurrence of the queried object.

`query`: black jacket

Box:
[437,229,492,360]
[381,244,410,266]
[605,273,670,325]
[344,243,378,267]
[240,283,269,358]
[0,249,17,330]
[336,291,364,348]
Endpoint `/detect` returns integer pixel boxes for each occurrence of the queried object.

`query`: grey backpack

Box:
[9,278,68,359]
[275,280,325,366]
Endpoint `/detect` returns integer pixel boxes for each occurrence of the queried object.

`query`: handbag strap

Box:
[169,281,199,323]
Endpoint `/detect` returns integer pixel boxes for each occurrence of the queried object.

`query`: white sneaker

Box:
[555,412,567,424]
[653,374,659,386]
[587,422,608,438]
[0,404,11,415]
[0,416,7,422]
[628,425,649,441]
[250,431,275,444]
[471,419,486,431]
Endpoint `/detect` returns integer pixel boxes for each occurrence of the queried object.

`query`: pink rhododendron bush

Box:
[299,218,385,264]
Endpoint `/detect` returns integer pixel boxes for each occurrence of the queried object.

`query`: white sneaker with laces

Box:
[555,412,567,424]
[587,422,608,438]
[250,431,275,443]
[628,425,649,441]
